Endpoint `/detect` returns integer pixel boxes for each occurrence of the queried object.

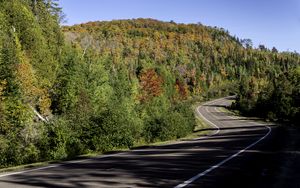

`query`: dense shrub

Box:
[143,99,195,142]
[90,102,143,152]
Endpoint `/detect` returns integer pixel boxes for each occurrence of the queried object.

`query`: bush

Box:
[143,117,164,143]
[160,112,186,140]
[143,101,195,142]
[23,143,39,164]
[39,118,71,160]
[1,137,24,167]
[90,101,143,152]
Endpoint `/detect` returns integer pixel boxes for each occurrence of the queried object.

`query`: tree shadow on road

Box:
[0,123,276,188]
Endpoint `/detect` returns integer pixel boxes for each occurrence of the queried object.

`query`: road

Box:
[0,97,276,188]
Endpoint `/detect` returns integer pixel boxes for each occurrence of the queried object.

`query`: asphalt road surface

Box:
[0,97,278,188]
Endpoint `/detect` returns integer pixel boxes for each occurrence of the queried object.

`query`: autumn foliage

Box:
[175,79,189,99]
[139,69,163,102]
[0,1,299,169]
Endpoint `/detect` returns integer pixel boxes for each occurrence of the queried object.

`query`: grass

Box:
[0,162,50,173]
[218,100,278,127]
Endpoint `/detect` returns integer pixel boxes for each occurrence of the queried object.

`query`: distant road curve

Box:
[174,96,271,188]
[0,97,272,188]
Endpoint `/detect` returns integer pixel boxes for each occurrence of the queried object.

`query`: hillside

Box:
[0,0,299,168]
[63,19,241,97]
[63,18,299,100]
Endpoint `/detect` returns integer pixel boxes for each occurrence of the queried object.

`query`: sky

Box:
[59,0,300,52]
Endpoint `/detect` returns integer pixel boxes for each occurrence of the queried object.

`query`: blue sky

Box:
[59,0,300,52]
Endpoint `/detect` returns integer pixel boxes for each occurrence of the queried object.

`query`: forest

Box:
[0,0,299,168]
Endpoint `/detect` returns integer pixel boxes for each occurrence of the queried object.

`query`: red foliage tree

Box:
[139,69,163,102]
[175,79,189,99]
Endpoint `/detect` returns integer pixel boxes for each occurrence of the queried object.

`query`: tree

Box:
[258,44,267,51]
[241,38,253,49]
[272,47,278,53]
[139,68,163,102]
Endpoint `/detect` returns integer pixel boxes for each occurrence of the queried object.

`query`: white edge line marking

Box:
[0,165,60,178]
[0,153,119,178]
[174,99,272,188]
[195,99,221,139]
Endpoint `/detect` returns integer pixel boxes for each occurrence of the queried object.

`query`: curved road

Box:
[0,97,275,188]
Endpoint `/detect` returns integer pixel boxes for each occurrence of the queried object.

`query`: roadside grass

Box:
[0,100,213,174]
[0,161,54,174]
[219,100,280,127]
